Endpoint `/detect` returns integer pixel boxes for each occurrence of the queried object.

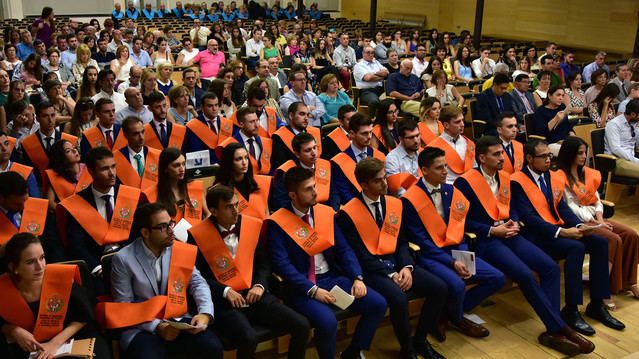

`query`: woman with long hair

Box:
[294,39,312,66]
[512,56,535,81]
[565,72,587,115]
[441,32,457,58]
[420,57,442,88]
[418,97,443,146]
[588,83,620,127]
[229,60,248,105]
[150,37,175,67]
[32,6,55,48]
[499,45,518,73]
[426,28,439,54]
[406,29,421,56]
[140,68,158,106]
[246,78,285,120]
[426,70,464,107]
[584,69,608,105]
[208,78,236,118]
[45,139,92,209]
[141,31,156,56]
[167,85,198,125]
[391,30,407,57]
[226,27,244,61]
[371,99,400,154]
[143,148,207,224]
[43,79,75,125]
[532,85,575,155]
[82,36,97,54]
[12,54,42,88]
[454,46,475,82]
[214,142,271,220]
[557,136,639,305]
[525,46,538,71]
[76,66,99,100]
[71,44,98,85]
[109,45,134,83]
[63,97,97,138]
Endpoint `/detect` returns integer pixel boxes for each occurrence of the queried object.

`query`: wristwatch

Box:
[354,275,364,282]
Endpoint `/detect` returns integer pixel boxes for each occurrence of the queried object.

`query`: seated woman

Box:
[584,69,608,105]
[63,97,97,138]
[418,97,443,146]
[319,73,353,125]
[228,60,248,106]
[11,54,41,89]
[453,46,475,83]
[557,136,639,308]
[140,68,158,106]
[499,46,518,73]
[426,70,464,108]
[391,30,407,57]
[109,46,134,84]
[294,39,312,66]
[44,139,92,210]
[143,148,208,225]
[226,27,244,62]
[512,56,535,82]
[76,66,99,101]
[420,57,442,89]
[285,35,300,58]
[532,85,575,155]
[384,49,400,74]
[155,63,174,96]
[371,99,400,155]
[1,44,21,72]
[176,38,200,66]
[6,100,37,142]
[0,233,110,359]
[405,30,420,56]
[71,44,98,85]
[588,83,620,128]
[214,143,271,220]
[434,46,455,81]
[43,79,75,125]
[441,32,457,58]
[565,72,587,116]
[208,78,237,118]
[167,85,198,125]
[260,35,281,62]
[533,70,553,107]
[151,37,175,67]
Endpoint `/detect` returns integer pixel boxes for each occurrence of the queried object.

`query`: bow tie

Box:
[220,226,237,238]
[430,188,441,195]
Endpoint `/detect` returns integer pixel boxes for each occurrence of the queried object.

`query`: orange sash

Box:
[0,197,48,244]
[511,171,566,225]
[236,175,271,220]
[327,127,350,152]
[144,123,186,150]
[7,136,17,154]
[113,147,161,190]
[331,150,386,191]
[0,264,77,341]
[144,181,204,224]
[387,173,419,194]
[273,126,322,156]
[403,185,469,247]
[8,162,34,180]
[502,140,524,174]
[231,108,281,138]
[372,124,397,151]
[82,126,126,150]
[60,185,140,245]
[419,121,443,146]
[186,116,233,149]
[21,133,78,171]
[269,204,335,256]
[249,137,272,175]
[564,167,601,206]
[428,136,475,175]
[45,168,93,202]
[278,159,332,203]
[460,170,511,221]
[95,241,197,328]
[341,196,402,255]
[190,215,262,291]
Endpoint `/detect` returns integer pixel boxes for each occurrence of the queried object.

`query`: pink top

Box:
[192,50,226,79]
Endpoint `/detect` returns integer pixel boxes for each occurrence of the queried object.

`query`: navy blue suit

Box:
[331,146,376,205]
[338,194,448,356]
[80,124,122,161]
[511,167,610,306]
[184,114,224,164]
[267,204,387,359]
[188,87,206,110]
[233,132,269,174]
[269,159,340,212]
[455,169,567,332]
[148,121,185,152]
[15,130,65,187]
[476,89,515,136]
[270,126,297,170]
[402,181,504,324]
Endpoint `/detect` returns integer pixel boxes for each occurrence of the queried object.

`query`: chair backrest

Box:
[321,122,339,138]
[590,128,605,157]
[572,123,597,166]
[100,252,118,297]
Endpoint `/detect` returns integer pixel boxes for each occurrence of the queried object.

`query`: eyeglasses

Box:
[387,109,399,115]
[150,220,176,232]
[534,153,554,160]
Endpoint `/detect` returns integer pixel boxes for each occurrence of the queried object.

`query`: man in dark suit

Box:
[270,102,322,169]
[475,73,514,135]
[113,116,161,189]
[188,185,310,359]
[321,104,355,161]
[509,74,537,126]
[183,68,205,111]
[511,139,625,336]
[80,98,123,159]
[267,167,387,359]
[231,107,273,175]
[145,91,187,151]
[338,157,447,359]
[185,92,234,165]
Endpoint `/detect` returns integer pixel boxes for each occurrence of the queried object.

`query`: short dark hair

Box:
[147,91,166,106]
[182,68,196,79]
[540,55,553,65]
[338,104,356,121]
[496,112,516,127]
[97,69,115,83]
[200,91,218,104]
[133,202,169,230]
[121,116,144,134]
[35,100,54,117]
[4,233,41,273]
[524,138,549,158]
[284,166,314,193]
[94,98,113,113]
[65,33,76,41]
[475,135,502,164]
[247,86,266,101]
[85,147,114,171]
[514,73,529,83]
[0,171,28,197]
[292,132,316,153]
[349,112,373,133]
[493,73,510,86]
[236,106,256,124]
[418,146,446,168]
[288,101,306,116]
[625,99,639,115]
[398,118,418,137]
[206,185,236,211]
[354,157,385,184]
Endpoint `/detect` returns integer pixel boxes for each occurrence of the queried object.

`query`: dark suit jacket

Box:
[331,146,376,205]
[188,87,206,110]
[148,120,185,151]
[185,114,228,164]
[476,89,515,135]
[80,124,122,160]
[337,194,413,276]
[270,158,340,211]
[509,90,537,124]
[270,126,297,170]
[233,132,269,174]
[321,134,343,161]
[14,130,65,187]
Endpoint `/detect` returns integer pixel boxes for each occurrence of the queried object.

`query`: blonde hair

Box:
[141,68,157,92]
[76,44,92,63]
[168,85,188,107]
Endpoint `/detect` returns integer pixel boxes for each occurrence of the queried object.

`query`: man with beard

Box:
[374,33,393,65]
[385,119,421,196]
[412,44,428,77]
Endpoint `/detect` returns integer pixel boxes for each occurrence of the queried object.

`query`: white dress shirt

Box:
[411,57,428,77]
[604,114,639,163]
[127,146,145,173]
[92,90,127,112]
[422,178,444,218]
[239,130,261,161]
[353,58,386,88]
[350,143,368,163]
[91,185,115,221]
[440,132,472,184]
[385,143,419,196]
[291,205,329,275]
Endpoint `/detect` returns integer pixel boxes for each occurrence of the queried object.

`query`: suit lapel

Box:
[134,240,160,295]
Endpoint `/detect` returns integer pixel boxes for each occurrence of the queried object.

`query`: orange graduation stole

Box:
[277,159,332,203]
[331,150,386,191]
[215,136,273,175]
[0,264,78,341]
[8,162,34,180]
[428,136,475,175]
[341,196,402,255]
[189,215,262,291]
[235,175,271,220]
[113,147,161,191]
[144,181,204,224]
[60,185,140,245]
[511,170,566,226]
[269,204,335,256]
[387,173,419,194]
[460,170,511,221]
[7,135,17,154]
[419,121,443,146]
[403,184,469,248]
[95,241,197,329]
[186,116,233,149]
[372,124,398,151]
[45,168,93,202]
[273,126,323,156]
[563,167,601,206]
[327,127,350,152]
[82,126,126,150]
[501,140,524,174]
[144,123,186,150]
[0,198,48,244]
[232,107,279,138]
[21,133,78,172]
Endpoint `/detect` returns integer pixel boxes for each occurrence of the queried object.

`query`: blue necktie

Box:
[6,211,19,228]
[497,97,504,112]
[538,175,550,201]
[373,202,383,228]
[159,123,168,147]
[504,143,514,164]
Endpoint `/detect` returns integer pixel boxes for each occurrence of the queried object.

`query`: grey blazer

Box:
[509,90,537,124]
[111,238,214,349]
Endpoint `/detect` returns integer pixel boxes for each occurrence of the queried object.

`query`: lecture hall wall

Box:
[341,0,639,55]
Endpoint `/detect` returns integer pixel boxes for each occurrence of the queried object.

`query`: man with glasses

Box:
[411,44,428,77]
[333,33,356,90]
[512,139,624,337]
[243,59,279,101]
[510,74,537,126]
[605,99,639,179]
[353,46,389,115]
[189,39,226,81]
[117,65,143,94]
[279,72,325,127]
[385,119,421,196]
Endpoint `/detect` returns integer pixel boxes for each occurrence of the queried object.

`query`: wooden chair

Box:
[572,123,597,166]
[524,113,546,141]
[590,128,639,201]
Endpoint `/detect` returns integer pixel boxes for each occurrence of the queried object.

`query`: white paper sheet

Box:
[329,285,355,310]
[451,250,477,275]
[173,218,192,242]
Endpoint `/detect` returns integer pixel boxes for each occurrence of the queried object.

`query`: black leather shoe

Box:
[585,302,626,330]
[561,308,595,336]
[414,340,445,359]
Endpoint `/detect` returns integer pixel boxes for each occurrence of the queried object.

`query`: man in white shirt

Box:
[245,29,264,70]
[107,29,124,53]
[386,119,421,196]
[333,33,357,90]
[471,47,496,79]
[116,87,154,124]
[92,69,127,112]
[428,106,476,184]
[411,44,428,77]
[189,18,211,49]
[604,99,639,179]
[117,66,142,94]
[353,46,389,114]
[617,82,639,114]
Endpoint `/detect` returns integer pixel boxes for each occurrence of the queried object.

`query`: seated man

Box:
[182,68,205,111]
[113,116,161,190]
[533,55,562,89]
[455,136,595,355]
[188,185,310,358]
[0,172,63,262]
[91,69,127,112]
[142,3,156,20]
[386,59,424,119]
[605,99,639,179]
[125,0,140,19]
[81,98,125,158]
[609,64,631,103]
[339,157,448,359]
[0,131,40,197]
[475,73,514,135]
[186,92,233,165]
[60,147,142,293]
[582,51,609,85]
[509,74,537,126]
[374,33,392,65]
[496,113,524,174]
[427,106,476,184]
[279,71,325,127]
[233,86,284,138]
[271,132,339,212]
[321,104,355,161]
[617,82,639,114]
[471,48,495,79]
[116,87,154,124]
[385,119,421,196]
[145,92,187,150]
[243,59,279,101]
[271,102,322,169]
[480,63,515,92]
[267,167,388,359]
[404,147,503,342]
[353,46,389,114]
[268,56,288,90]
[224,107,273,175]
[511,139,624,336]
[108,203,223,359]
[331,113,385,205]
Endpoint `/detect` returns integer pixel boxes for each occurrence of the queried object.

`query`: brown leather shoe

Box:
[452,318,490,338]
[538,332,580,356]
[563,329,595,354]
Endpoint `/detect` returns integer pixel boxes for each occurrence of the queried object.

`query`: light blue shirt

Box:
[279,90,326,127]
[385,143,419,196]
[582,62,610,84]
[130,50,152,68]
[116,105,154,125]
[60,49,76,69]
